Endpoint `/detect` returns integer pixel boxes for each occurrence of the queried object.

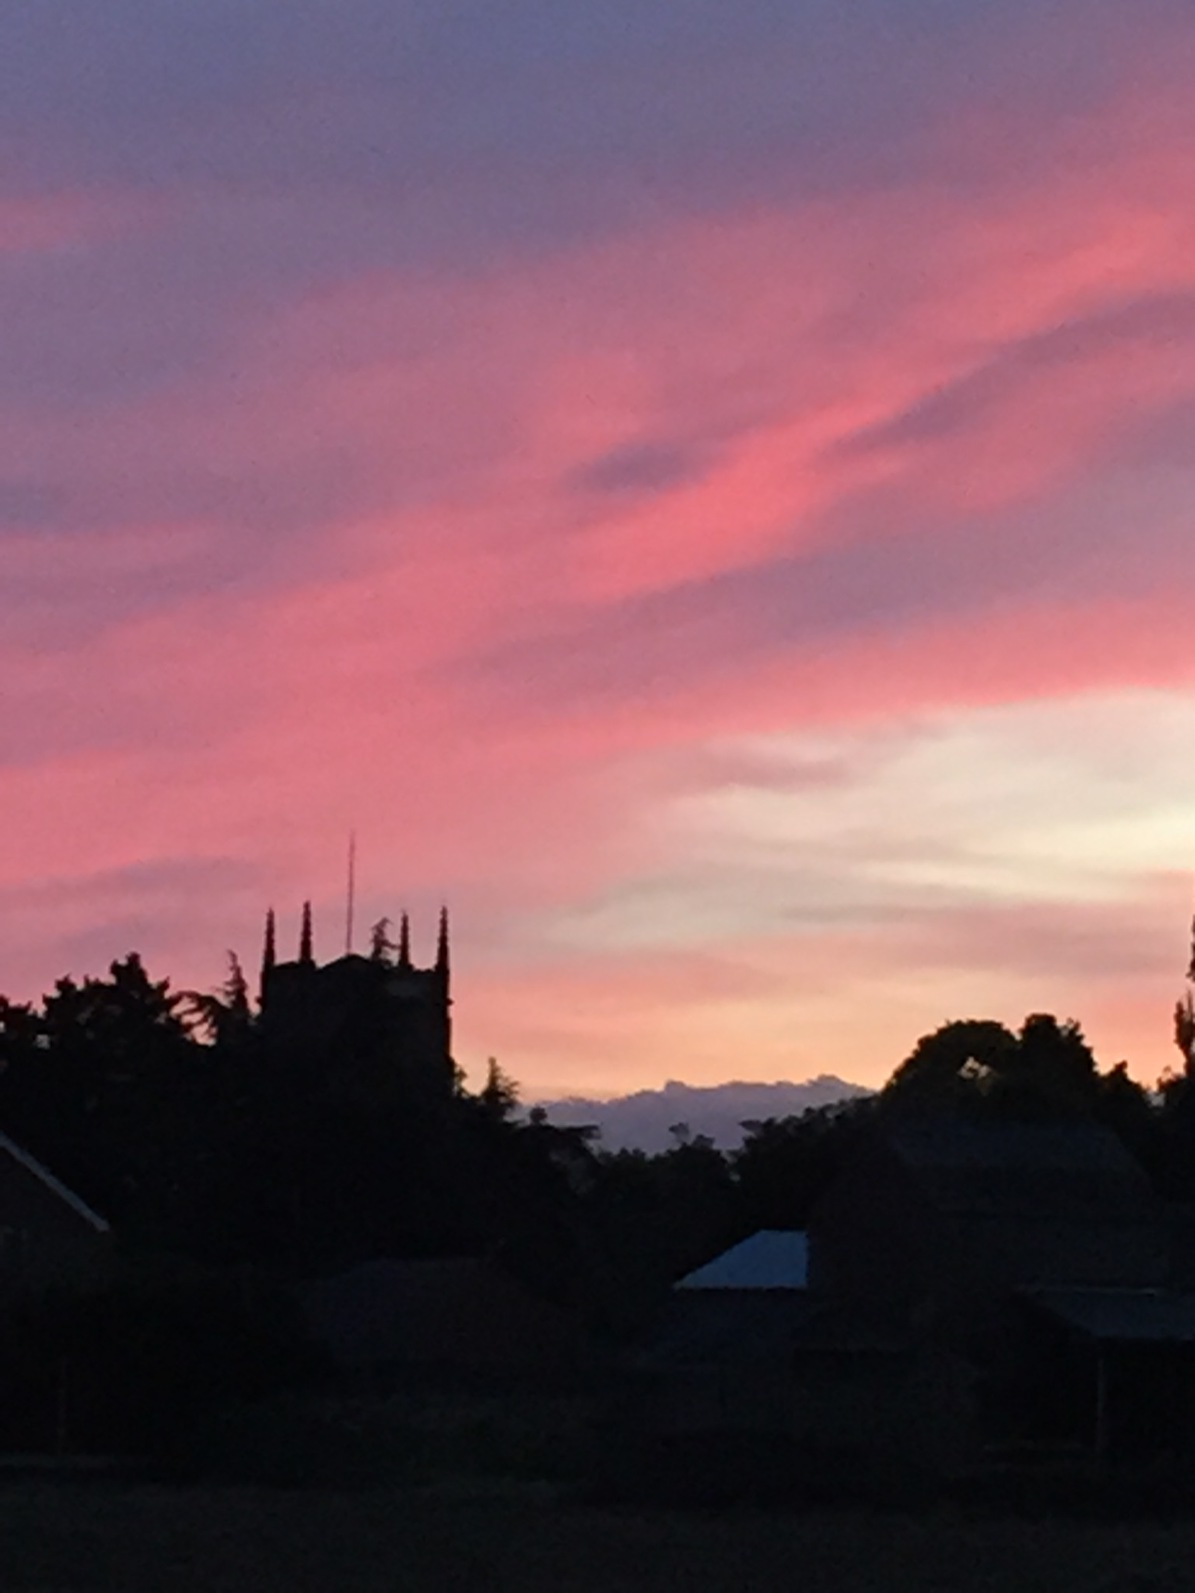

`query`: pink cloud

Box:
[0,194,138,254]
[4,45,1195,1091]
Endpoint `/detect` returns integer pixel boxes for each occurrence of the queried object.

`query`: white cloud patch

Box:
[541,688,1195,954]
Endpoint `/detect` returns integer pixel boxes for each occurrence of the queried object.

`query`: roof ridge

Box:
[0,1133,109,1234]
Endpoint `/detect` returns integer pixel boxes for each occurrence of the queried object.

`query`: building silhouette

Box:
[257,903,455,1104]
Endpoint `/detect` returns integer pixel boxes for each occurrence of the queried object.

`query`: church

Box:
[256,903,456,1104]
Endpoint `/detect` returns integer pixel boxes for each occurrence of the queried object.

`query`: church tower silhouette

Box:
[258,903,454,1101]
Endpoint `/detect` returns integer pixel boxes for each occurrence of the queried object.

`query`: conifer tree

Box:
[479,1057,519,1120]
[1176,913,1195,1074]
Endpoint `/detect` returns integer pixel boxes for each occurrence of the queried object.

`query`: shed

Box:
[1018,1287,1195,1460]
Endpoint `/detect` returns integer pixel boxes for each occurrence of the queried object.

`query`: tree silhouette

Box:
[734,1098,873,1230]
[884,1019,1018,1109]
[0,956,200,1238]
[1002,1013,1099,1117]
[478,1057,519,1121]
[183,952,253,1045]
[368,918,395,963]
[883,1013,1104,1121]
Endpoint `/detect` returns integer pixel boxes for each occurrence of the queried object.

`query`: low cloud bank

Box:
[530,1075,871,1152]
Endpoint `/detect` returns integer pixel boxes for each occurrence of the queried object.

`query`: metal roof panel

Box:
[677,1230,808,1291]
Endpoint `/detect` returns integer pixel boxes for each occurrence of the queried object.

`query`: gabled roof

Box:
[885,1120,1155,1220]
[677,1230,808,1291]
[1026,1288,1195,1344]
[0,1133,109,1233]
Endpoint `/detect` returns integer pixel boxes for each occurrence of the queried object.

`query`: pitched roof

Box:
[0,1133,109,1233]
[886,1120,1155,1220]
[1027,1288,1195,1344]
[677,1230,808,1291]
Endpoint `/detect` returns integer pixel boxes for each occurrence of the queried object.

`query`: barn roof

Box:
[676,1230,808,1291]
[886,1121,1155,1220]
[1027,1288,1195,1344]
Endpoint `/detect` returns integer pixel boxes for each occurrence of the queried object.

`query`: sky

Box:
[4,1,1195,1097]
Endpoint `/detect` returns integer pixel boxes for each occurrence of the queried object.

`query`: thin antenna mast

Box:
[345,830,357,954]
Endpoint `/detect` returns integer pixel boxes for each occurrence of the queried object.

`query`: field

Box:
[1,1481,1194,1592]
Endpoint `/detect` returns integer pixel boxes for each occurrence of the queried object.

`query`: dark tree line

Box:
[0,954,587,1289]
[7,930,1195,1465]
[1,948,1194,1333]
[7,939,1195,1469]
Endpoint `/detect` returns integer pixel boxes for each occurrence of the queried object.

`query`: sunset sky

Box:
[4,2,1195,1097]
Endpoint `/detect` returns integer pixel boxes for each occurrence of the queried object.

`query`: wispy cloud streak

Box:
[2,2,1195,1090]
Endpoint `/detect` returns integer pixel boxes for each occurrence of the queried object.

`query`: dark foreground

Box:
[1,1481,1194,1593]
